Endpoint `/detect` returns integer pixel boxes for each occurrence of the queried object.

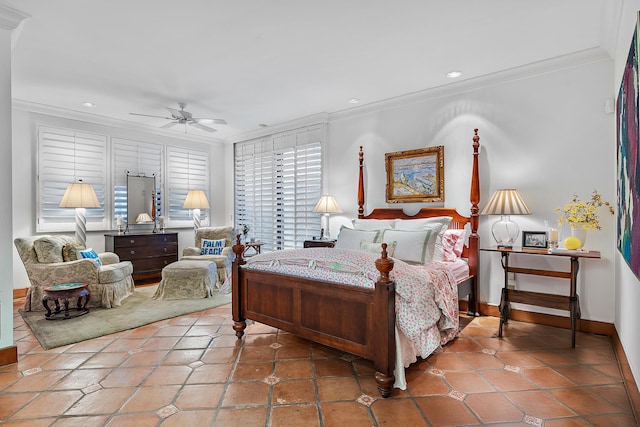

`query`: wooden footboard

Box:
[231,237,397,397]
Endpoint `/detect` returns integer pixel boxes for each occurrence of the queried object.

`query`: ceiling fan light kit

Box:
[130,102,226,133]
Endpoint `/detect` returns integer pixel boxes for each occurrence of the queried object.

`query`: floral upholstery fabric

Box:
[181,226,234,286]
[153,260,216,300]
[15,235,135,311]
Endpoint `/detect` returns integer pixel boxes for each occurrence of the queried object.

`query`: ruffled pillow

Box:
[442,229,467,262]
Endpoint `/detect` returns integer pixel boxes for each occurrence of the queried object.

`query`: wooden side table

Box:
[244,241,263,257]
[303,239,336,248]
[42,282,91,320]
[481,247,601,347]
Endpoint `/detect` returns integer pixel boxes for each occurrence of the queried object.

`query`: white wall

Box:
[11,108,229,289]
[324,54,616,325]
[613,0,640,392]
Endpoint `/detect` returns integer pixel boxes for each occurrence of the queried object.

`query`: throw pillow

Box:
[442,229,468,262]
[62,242,85,262]
[201,238,226,255]
[394,216,452,263]
[334,227,380,251]
[79,248,102,266]
[360,240,397,257]
[33,236,64,263]
[381,229,432,264]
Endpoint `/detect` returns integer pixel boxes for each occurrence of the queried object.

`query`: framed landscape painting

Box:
[385,146,444,203]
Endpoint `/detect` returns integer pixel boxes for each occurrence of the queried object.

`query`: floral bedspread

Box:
[244,248,459,358]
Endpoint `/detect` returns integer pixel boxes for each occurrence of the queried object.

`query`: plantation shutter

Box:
[235,124,323,251]
[112,138,163,226]
[37,126,108,232]
[166,146,209,227]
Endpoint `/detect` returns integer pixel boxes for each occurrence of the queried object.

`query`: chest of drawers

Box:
[105,232,178,282]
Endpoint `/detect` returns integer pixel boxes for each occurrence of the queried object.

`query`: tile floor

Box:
[3,297,639,426]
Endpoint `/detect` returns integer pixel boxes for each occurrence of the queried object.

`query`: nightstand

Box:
[303,239,336,248]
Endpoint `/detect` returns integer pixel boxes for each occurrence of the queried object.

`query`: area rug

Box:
[20,285,231,350]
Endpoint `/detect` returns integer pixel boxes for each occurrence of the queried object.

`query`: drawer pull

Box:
[130,250,135,255]
[163,247,168,253]
[129,239,135,244]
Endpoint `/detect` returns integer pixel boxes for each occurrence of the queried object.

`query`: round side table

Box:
[42,282,91,320]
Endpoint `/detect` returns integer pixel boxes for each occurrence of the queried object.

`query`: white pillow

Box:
[334,227,380,251]
[382,229,432,264]
[394,216,452,263]
[352,219,396,231]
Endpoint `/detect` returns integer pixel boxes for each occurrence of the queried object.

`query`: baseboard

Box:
[612,330,640,425]
[13,287,27,299]
[0,345,18,366]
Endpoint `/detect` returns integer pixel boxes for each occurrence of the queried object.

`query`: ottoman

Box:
[152,260,217,300]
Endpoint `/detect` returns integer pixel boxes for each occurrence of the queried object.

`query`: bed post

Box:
[358,146,365,219]
[373,244,396,398]
[231,234,247,338]
[468,129,481,316]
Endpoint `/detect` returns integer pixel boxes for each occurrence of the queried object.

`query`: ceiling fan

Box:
[130,102,227,133]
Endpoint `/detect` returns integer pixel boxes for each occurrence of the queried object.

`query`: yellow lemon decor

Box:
[564,236,582,250]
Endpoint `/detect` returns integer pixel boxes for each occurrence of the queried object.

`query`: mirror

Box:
[127,174,156,227]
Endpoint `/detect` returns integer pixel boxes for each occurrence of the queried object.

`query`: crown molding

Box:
[329,47,611,122]
[226,112,329,143]
[12,99,225,145]
[0,4,29,31]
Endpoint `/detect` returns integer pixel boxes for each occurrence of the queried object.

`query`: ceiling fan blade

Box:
[194,118,227,125]
[166,107,188,120]
[190,122,218,133]
[130,112,174,120]
[161,121,181,129]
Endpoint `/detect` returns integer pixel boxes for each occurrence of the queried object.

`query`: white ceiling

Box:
[3,0,614,142]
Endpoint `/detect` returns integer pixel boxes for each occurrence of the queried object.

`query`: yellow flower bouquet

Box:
[555,190,614,231]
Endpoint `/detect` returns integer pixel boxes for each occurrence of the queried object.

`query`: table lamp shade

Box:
[481,189,531,248]
[183,190,210,231]
[313,195,343,214]
[313,195,343,240]
[59,180,100,247]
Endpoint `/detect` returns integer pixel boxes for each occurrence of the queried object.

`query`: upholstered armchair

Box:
[180,226,234,287]
[15,235,135,311]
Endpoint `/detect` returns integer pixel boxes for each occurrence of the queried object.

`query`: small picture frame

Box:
[522,231,548,249]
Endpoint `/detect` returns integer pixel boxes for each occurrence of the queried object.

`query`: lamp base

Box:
[491,215,520,248]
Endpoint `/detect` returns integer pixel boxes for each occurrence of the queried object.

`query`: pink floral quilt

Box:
[244,248,459,358]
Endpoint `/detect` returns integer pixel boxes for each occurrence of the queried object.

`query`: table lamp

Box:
[313,195,343,240]
[59,179,100,247]
[481,189,531,248]
[183,189,210,232]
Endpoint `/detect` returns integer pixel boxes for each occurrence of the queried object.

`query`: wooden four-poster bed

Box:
[231,128,481,398]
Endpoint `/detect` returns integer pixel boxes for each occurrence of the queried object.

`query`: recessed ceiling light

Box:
[82,102,96,108]
[446,70,462,78]
[347,98,360,104]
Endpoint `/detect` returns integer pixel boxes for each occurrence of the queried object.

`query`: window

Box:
[112,138,163,226]
[235,124,323,251]
[166,146,209,227]
[37,126,108,232]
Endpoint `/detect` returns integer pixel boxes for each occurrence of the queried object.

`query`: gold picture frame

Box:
[385,146,444,203]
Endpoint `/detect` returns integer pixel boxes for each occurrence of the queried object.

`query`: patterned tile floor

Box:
[3,296,639,426]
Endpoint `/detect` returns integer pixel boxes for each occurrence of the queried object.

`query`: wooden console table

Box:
[481,247,601,347]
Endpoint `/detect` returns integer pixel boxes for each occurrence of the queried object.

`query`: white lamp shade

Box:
[313,195,343,214]
[59,181,100,208]
[183,190,210,209]
[135,213,153,223]
[481,189,531,216]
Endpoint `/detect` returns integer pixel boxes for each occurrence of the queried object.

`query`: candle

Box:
[116,216,123,226]
[549,228,558,241]
[159,216,165,228]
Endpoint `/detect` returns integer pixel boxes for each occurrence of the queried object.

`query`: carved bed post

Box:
[232,234,247,338]
[468,129,481,316]
[373,243,396,398]
[358,146,365,219]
